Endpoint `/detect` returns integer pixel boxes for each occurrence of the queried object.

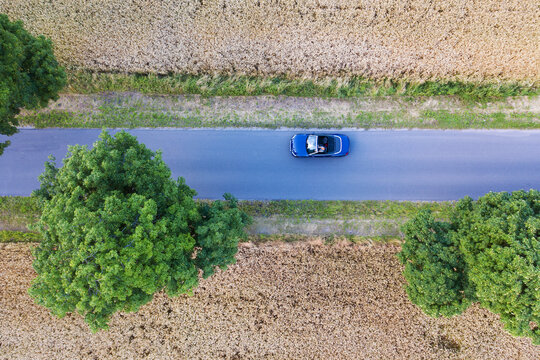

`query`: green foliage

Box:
[66,70,539,102]
[0,196,40,214]
[398,210,471,317]
[0,230,41,243]
[453,191,540,344]
[28,130,250,332]
[195,194,252,278]
[0,14,66,154]
[399,190,540,345]
[240,200,454,220]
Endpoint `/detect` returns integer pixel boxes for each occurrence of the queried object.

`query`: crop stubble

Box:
[1,241,538,359]
[1,0,538,81]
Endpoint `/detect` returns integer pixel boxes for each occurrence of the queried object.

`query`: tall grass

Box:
[65,71,539,102]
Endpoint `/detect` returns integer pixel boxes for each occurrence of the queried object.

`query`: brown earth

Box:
[1,241,538,359]
[1,1,539,81]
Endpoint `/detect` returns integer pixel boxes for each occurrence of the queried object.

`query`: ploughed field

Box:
[1,241,538,359]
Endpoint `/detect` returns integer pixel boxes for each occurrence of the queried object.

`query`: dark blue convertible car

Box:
[290,134,350,157]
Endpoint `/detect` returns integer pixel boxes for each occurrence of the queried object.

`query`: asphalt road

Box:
[1,129,539,200]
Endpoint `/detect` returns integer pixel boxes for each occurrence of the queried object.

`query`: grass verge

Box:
[0,230,41,243]
[247,234,401,244]
[0,196,41,231]
[0,232,398,244]
[17,108,540,129]
[239,200,454,220]
[65,71,540,102]
[0,196,454,243]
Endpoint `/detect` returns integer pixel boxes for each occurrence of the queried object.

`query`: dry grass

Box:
[1,241,538,359]
[1,1,539,81]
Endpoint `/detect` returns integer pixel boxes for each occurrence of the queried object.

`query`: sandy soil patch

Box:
[1,242,538,359]
[1,1,539,81]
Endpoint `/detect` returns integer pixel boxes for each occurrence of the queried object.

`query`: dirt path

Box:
[1,242,537,359]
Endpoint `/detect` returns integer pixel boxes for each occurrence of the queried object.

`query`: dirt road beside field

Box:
[1,241,538,359]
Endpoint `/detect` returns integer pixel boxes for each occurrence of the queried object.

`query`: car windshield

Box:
[306,135,318,154]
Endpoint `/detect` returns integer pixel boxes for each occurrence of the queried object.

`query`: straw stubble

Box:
[1,0,538,81]
[1,241,538,359]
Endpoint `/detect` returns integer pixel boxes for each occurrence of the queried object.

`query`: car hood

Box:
[291,134,309,156]
[335,135,350,156]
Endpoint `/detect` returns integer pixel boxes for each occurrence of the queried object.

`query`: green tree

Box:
[0,14,66,155]
[398,209,471,317]
[453,191,540,344]
[399,190,540,345]
[29,130,251,331]
[195,194,251,277]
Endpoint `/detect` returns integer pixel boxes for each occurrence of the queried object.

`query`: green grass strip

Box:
[17,109,540,130]
[0,197,456,221]
[0,197,454,240]
[65,71,540,102]
[0,230,41,243]
[0,196,41,215]
[0,231,396,244]
[0,196,41,231]
[239,200,454,220]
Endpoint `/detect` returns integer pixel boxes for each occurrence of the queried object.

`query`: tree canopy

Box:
[29,130,251,331]
[0,14,66,154]
[398,190,540,345]
[398,210,471,318]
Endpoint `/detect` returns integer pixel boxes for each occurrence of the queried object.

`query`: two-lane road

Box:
[1,129,539,200]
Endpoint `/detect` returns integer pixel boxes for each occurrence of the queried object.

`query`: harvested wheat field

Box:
[1,242,538,360]
[1,0,539,81]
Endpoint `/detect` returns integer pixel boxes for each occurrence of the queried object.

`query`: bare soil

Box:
[1,242,538,359]
[1,1,539,81]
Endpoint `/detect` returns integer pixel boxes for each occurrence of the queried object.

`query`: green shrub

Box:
[29,130,250,332]
[453,192,540,344]
[0,14,66,154]
[398,210,471,317]
[399,190,540,345]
